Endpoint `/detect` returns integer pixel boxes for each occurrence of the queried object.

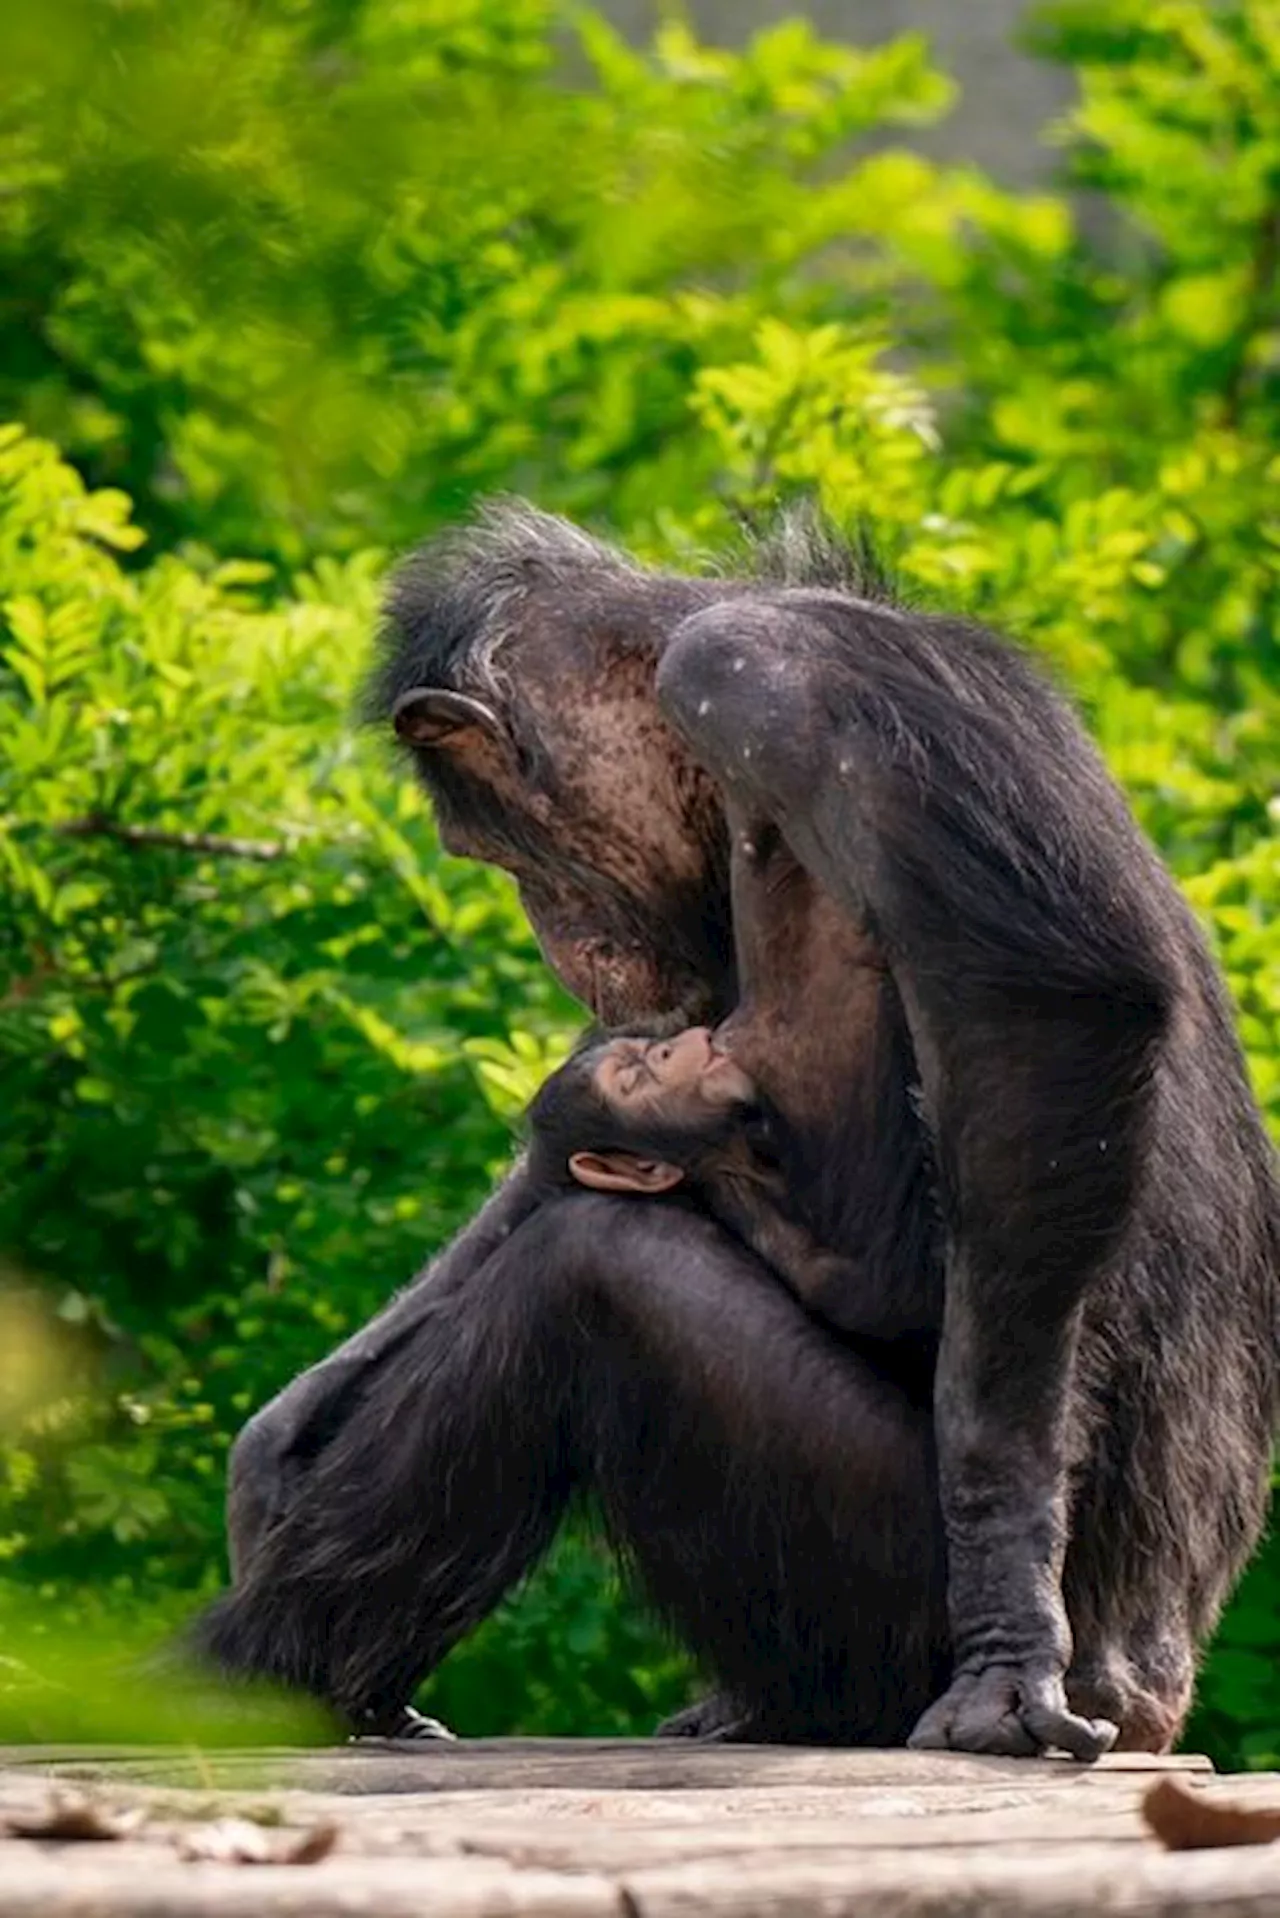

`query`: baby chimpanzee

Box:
[528,1027,862,1321]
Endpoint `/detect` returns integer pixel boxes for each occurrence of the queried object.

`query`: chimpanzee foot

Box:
[1067,1653,1190,1754]
[349,1704,457,1742]
[655,1693,754,1740]
[907,1665,1117,1761]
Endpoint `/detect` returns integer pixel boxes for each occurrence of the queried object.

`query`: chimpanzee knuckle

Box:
[959,1709,1040,1759]
[918,1661,1121,1761]
[910,1664,1090,1759]
[1023,1697,1118,1762]
[911,1676,1023,1755]
[905,1705,952,1751]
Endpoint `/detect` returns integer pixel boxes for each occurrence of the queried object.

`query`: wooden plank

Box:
[627,1846,1280,1915]
[0,1740,1212,1796]
[0,1846,624,1916]
[0,1745,1275,1918]
[3,1844,1280,1918]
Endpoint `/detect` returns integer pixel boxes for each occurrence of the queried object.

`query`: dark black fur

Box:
[194,504,1280,1756]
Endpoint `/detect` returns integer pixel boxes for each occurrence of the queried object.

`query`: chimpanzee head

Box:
[527,1026,759,1195]
[365,503,738,1027]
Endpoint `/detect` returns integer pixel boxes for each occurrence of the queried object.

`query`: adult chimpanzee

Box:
[196,503,1280,1758]
[527,1027,870,1328]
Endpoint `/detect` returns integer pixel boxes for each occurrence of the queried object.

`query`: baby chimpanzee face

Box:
[526,1026,762,1199]
[591,1027,756,1125]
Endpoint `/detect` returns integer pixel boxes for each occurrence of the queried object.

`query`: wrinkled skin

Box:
[201,510,1279,1759]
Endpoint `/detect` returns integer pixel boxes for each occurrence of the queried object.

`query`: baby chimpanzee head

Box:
[528,1027,760,1195]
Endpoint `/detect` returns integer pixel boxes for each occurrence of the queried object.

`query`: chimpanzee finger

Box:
[1022,1691,1118,1763]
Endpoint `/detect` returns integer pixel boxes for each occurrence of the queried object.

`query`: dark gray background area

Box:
[602,2,1073,183]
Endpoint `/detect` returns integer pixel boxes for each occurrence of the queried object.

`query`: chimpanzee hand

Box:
[908,1664,1117,1761]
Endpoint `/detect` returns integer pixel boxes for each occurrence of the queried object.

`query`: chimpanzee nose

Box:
[673,1026,713,1064]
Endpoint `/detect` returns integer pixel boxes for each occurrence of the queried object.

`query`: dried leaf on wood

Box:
[6,1791,146,1842]
[175,1817,339,1865]
[1144,1777,1280,1850]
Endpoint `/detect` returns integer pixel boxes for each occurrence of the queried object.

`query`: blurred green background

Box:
[1,0,1278,1763]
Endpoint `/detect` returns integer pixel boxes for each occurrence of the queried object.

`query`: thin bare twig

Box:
[54,814,285,862]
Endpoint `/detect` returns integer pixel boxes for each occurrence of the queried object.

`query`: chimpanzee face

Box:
[392,645,735,1028]
[591,1027,756,1124]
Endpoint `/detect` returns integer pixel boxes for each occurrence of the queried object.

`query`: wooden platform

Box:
[3,1741,1280,1914]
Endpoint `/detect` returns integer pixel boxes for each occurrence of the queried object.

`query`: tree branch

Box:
[54,814,285,861]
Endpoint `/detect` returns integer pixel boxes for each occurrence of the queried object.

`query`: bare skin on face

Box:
[591,1026,757,1123]
[398,635,730,1029]
[508,652,731,1026]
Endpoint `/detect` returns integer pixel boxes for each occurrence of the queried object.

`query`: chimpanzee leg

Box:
[657,600,1180,1758]
[225,1166,542,1582]
[579,1200,948,1743]
[196,1193,583,1727]
[197,1191,947,1739]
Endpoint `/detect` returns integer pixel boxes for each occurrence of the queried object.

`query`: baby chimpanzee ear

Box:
[392,688,506,749]
[568,1152,685,1195]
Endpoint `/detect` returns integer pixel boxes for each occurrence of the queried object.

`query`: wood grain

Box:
[0,1741,1275,1915]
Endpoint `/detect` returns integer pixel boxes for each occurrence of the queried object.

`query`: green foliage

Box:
[0,424,572,1590]
[0,0,957,562]
[0,0,1278,1760]
[0,1584,334,1746]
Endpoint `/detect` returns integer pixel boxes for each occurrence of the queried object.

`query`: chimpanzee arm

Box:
[227,1161,543,1580]
[657,596,1176,1760]
[703,1160,875,1331]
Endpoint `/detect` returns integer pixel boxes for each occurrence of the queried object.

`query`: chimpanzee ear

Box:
[568,1152,685,1195]
[392,687,506,749]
